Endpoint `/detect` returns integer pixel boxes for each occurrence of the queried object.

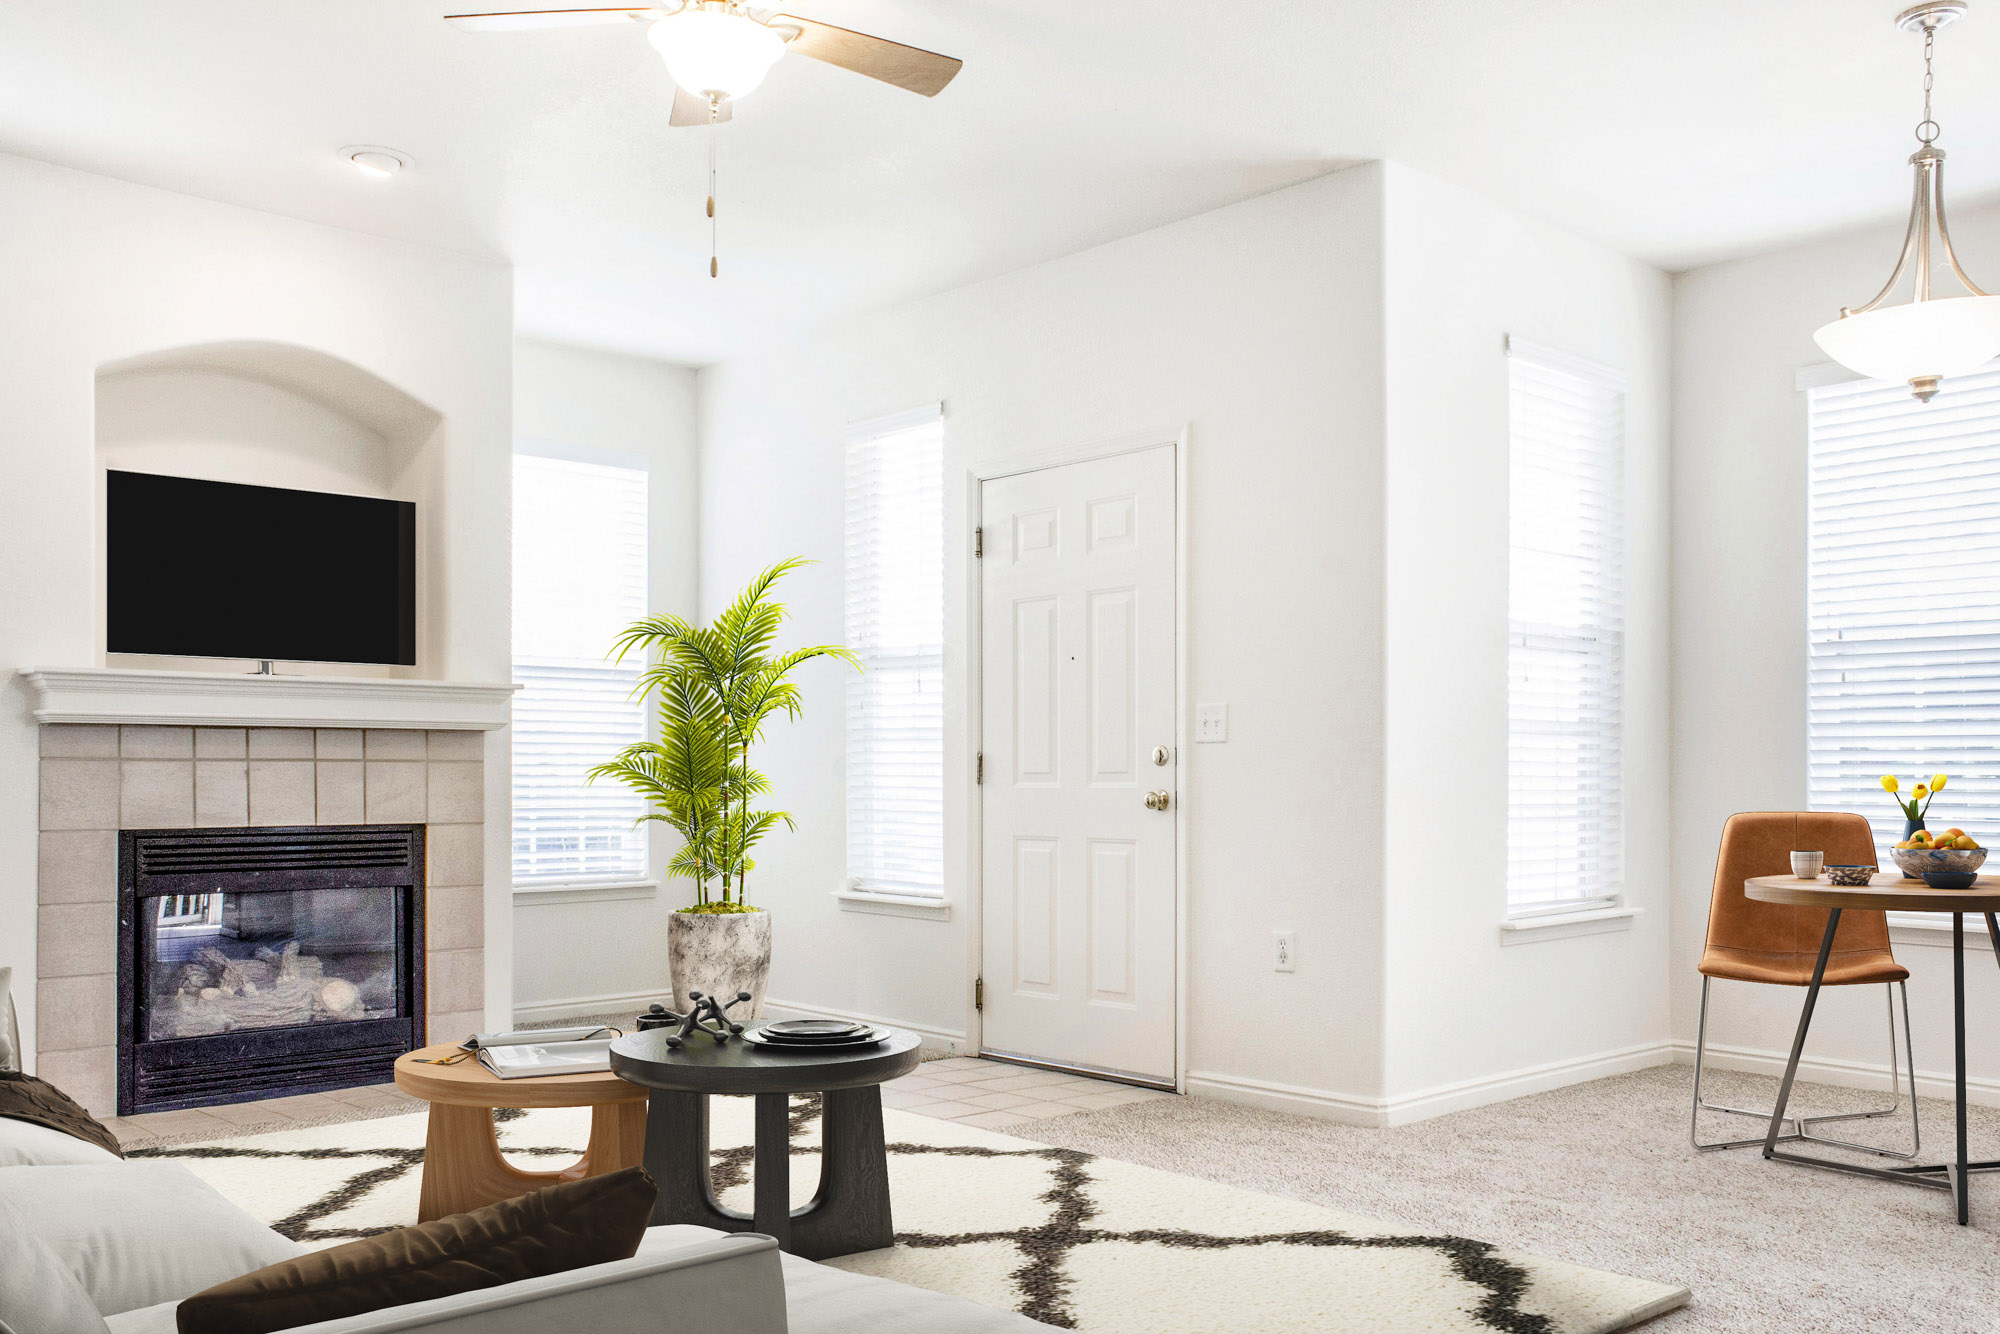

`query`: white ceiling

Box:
[5,1,2000,364]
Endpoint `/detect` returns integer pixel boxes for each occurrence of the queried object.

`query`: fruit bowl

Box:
[1890,845,1987,882]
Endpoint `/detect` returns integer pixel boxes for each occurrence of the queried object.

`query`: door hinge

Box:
[976,751,984,784]
[974,526,984,558]
[974,976,984,1011]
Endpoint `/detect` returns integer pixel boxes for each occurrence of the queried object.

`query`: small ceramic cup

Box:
[1790,850,1825,879]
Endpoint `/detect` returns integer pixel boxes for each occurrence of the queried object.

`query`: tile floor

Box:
[102,1055,1172,1150]
[881,1056,1175,1131]
[104,1083,425,1152]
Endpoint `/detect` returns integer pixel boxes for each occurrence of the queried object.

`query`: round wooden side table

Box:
[1745,873,2000,1225]
[610,1024,922,1259]
[393,1043,648,1222]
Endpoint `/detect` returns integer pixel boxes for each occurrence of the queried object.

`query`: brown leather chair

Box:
[1692,811,1919,1154]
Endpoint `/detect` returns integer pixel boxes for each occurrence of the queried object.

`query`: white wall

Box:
[0,152,516,1068]
[509,338,701,1018]
[1378,164,1675,1114]
[1672,199,2000,1101]
[697,163,1394,1100]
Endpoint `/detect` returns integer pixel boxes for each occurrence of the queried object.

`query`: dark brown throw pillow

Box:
[0,1070,123,1157]
[175,1167,658,1334]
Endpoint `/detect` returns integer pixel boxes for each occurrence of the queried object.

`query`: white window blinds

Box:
[1807,366,2000,851]
[511,453,649,886]
[1506,338,1627,911]
[844,405,946,898]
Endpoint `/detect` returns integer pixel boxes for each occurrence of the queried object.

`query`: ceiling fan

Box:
[445,2,963,125]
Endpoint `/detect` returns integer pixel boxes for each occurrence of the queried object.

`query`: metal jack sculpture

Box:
[639,991,754,1049]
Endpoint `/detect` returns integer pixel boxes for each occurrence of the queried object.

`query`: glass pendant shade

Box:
[648,6,786,100]
[1815,294,2000,384]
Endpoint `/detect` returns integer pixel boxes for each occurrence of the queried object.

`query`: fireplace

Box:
[118,824,426,1115]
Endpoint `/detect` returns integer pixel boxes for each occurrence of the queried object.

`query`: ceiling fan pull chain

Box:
[707,92,720,278]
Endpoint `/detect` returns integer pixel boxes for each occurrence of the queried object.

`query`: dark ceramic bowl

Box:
[1922,871,1981,890]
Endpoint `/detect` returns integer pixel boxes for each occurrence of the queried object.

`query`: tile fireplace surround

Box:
[35,723,485,1116]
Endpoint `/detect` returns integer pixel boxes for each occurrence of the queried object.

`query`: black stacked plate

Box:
[743,1018,888,1051]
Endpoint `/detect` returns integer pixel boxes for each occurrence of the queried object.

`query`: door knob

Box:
[1144,790,1171,811]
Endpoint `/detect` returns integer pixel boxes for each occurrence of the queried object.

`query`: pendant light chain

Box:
[1916,18,1940,144]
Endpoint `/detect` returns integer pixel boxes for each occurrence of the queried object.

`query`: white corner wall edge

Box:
[1670,1037,2000,1109]
[18,667,517,730]
[1189,1040,1675,1128]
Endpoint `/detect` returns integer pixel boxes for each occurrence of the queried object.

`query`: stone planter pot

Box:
[667,909,772,1019]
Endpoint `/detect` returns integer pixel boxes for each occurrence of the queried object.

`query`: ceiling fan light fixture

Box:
[647,2,785,101]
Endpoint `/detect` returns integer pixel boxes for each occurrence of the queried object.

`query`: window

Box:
[1807,366,2000,851]
[1506,337,1627,912]
[844,405,946,899]
[511,453,649,886]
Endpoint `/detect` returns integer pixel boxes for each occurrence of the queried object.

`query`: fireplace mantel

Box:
[19,667,516,731]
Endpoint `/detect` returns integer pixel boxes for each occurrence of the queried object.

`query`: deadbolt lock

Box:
[1144,790,1171,811]
[1151,745,1171,766]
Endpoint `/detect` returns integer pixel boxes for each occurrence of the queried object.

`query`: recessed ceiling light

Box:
[340,145,413,178]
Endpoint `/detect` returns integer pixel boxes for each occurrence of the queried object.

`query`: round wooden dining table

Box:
[1746,873,2000,1224]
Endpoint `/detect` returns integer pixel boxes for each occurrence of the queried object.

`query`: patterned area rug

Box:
[132,1097,1688,1333]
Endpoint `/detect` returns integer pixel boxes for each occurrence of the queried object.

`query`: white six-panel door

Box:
[979,444,1176,1084]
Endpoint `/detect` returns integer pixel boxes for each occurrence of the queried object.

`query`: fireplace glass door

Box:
[140,886,406,1042]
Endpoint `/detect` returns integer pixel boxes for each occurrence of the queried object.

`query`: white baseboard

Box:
[1670,1038,2000,1108]
[761,995,968,1054]
[1382,1041,1675,1125]
[512,988,665,1025]
[1189,1040,1676,1128]
[1182,1070,1389,1126]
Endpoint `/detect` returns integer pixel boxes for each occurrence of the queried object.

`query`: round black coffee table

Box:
[609,1024,922,1259]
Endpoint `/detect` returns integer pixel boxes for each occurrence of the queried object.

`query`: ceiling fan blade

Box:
[445,8,651,32]
[670,85,735,127]
[769,16,961,96]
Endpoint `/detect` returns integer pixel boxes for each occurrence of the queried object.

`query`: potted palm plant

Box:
[590,559,857,1017]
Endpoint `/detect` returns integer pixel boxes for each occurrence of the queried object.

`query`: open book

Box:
[474,1037,617,1079]
[461,1025,616,1050]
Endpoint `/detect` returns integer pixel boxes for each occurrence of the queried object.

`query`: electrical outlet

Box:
[1274,930,1296,973]
[1196,703,1228,743]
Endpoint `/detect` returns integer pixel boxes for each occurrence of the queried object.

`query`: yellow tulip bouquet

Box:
[1883,773,1981,850]
[1881,772,1946,823]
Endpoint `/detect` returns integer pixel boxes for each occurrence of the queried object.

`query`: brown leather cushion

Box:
[0,1071,123,1158]
[1699,811,1907,987]
[175,1167,658,1334]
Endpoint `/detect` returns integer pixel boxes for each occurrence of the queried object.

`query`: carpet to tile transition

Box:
[132,1097,1688,1333]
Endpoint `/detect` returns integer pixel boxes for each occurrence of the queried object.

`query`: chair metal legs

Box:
[1691,976,1920,1157]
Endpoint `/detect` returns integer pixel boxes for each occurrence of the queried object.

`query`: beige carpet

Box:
[1027,1065,2000,1333]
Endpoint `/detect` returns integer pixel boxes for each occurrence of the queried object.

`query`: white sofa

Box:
[0,1118,1051,1334]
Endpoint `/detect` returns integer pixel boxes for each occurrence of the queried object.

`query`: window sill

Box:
[1498,904,1640,945]
[514,880,659,906]
[835,889,953,921]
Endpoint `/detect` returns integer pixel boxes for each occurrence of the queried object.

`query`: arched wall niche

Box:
[93,341,448,678]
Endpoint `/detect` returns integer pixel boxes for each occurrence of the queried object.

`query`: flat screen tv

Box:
[107,471,416,666]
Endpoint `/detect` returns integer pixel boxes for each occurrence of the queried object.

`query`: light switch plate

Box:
[1196,703,1228,743]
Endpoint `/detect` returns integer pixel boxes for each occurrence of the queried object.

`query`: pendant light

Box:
[1814,2,2000,401]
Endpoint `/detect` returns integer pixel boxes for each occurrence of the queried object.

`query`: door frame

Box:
[958,425,1190,1091]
